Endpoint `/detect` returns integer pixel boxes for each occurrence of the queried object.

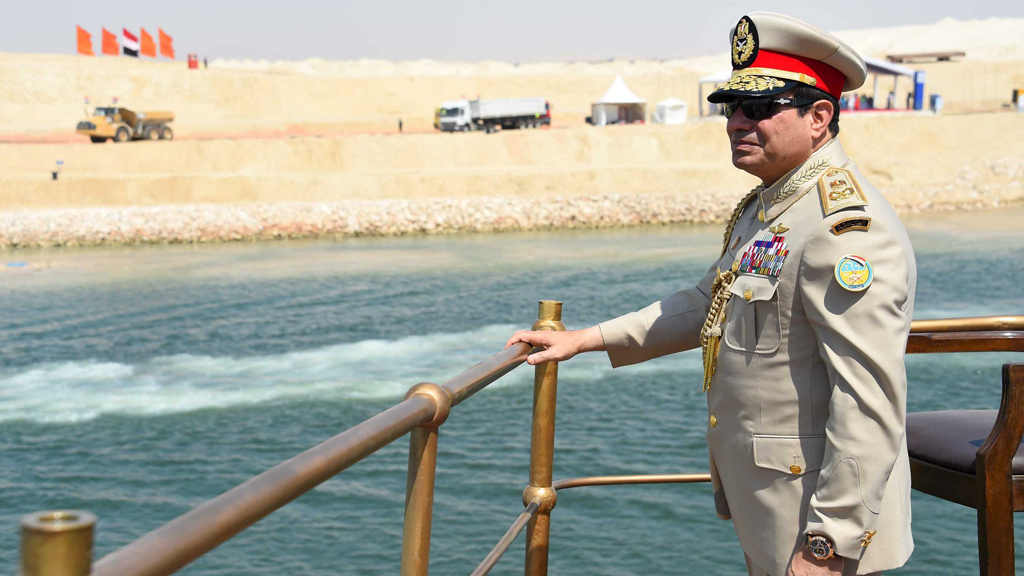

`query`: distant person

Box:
[507,11,914,576]
[203,57,208,69]
[398,118,403,133]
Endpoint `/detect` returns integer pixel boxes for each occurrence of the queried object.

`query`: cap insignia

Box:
[732,16,759,68]
[718,74,784,94]
[818,167,868,216]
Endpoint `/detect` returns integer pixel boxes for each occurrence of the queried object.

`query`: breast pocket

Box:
[753,434,826,476]
[723,274,781,354]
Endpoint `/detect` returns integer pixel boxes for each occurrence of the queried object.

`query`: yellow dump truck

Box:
[76,107,174,143]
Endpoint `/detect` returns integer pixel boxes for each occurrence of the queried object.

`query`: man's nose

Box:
[727,106,754,135]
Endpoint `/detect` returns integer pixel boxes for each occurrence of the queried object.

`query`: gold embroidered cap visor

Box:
[707,72,799,103]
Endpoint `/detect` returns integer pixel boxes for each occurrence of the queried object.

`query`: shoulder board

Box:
[817,167,868,216]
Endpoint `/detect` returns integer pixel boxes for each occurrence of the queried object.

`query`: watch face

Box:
[807,535,834,560]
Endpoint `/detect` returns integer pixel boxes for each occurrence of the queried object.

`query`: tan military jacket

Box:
[599,138,916,575]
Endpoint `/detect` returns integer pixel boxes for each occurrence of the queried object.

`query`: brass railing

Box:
[18,308,1024,576]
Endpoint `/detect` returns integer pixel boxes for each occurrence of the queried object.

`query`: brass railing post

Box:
[21,510,97,576]
[524,300,565,576]
[400,383,452,576]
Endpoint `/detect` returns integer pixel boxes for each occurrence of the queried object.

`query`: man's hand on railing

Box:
[504,325,605,365]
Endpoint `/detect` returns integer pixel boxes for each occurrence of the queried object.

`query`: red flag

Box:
[101,28,118,56]
[158,28,174,59]
[140,28,156,58]
[76,26,94,56]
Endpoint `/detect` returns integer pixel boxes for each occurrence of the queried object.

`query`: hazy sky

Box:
[4,1,1022,62]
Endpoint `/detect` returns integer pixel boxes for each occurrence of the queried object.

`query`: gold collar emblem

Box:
[732,18,756,67]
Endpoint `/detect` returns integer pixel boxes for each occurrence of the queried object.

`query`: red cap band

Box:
[750,49,847,98]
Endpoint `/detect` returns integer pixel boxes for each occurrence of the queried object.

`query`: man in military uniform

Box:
[506,12,915,576]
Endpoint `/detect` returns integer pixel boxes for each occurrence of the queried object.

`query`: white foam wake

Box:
[0,324,519,423]
[0,321,703,424]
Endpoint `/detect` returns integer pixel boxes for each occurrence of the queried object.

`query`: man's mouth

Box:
[732,140,759,149]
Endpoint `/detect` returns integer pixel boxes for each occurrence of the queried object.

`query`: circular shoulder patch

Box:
[834,255,873,292]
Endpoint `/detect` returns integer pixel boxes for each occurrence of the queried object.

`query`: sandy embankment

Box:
[2,112,1022,248]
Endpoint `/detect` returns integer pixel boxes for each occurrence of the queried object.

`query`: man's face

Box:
[726,91,817,183]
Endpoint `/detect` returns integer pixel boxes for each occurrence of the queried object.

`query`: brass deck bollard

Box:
[21,510,96,576]
[400,382,451,576]
[524,300,565,576]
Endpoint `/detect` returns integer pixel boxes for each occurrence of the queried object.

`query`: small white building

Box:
[591,76,647,126]
[652,98,688,124]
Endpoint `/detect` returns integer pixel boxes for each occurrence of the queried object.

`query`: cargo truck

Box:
[76,107,174,143]
[437,98,550,133]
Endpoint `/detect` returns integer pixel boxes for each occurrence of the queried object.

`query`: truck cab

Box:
[76,106,174,143]
[438,100,472,132]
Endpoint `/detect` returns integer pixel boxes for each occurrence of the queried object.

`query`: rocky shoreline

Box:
[0,192,1019,250]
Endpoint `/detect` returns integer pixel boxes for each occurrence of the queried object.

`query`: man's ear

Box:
[809,100,833,138]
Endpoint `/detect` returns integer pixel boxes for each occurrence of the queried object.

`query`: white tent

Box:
[653,98,688,125]
[591,76,647,126]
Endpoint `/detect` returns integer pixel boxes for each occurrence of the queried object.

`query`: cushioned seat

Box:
[907,410,1024,475]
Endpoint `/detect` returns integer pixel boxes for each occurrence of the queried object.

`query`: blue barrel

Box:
[913,71,926,110]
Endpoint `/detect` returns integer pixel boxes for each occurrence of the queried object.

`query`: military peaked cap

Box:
[708,12,867,103]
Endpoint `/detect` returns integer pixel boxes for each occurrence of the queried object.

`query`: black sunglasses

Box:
[723,97,818,120]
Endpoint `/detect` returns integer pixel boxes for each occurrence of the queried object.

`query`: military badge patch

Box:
[830,216,871,235]
[737,230,789,277]
[818,167,868,216]
[834,254,873,291]
[732,16,759,68]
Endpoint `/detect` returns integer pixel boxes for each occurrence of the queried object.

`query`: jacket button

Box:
[709,415,718,428]
[743,288,753,301]
[790,464,802,474]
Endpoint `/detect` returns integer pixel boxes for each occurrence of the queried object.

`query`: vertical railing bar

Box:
[523,300,565,576]
[400,383,452,576]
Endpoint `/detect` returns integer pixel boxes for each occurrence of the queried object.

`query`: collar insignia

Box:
[772,157,830,205]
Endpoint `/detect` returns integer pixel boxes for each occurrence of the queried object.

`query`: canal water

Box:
[2,209,1022,575]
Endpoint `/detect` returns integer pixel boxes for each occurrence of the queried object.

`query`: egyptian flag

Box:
[76,26,94,56]
[123,29,139,57]
[140,28,156,58]
[101,28,118,56]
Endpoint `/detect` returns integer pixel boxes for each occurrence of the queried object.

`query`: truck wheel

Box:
[89,136,107,143]
[160,126,174,140]
[114,127,130,142]
[144,126,160,140]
